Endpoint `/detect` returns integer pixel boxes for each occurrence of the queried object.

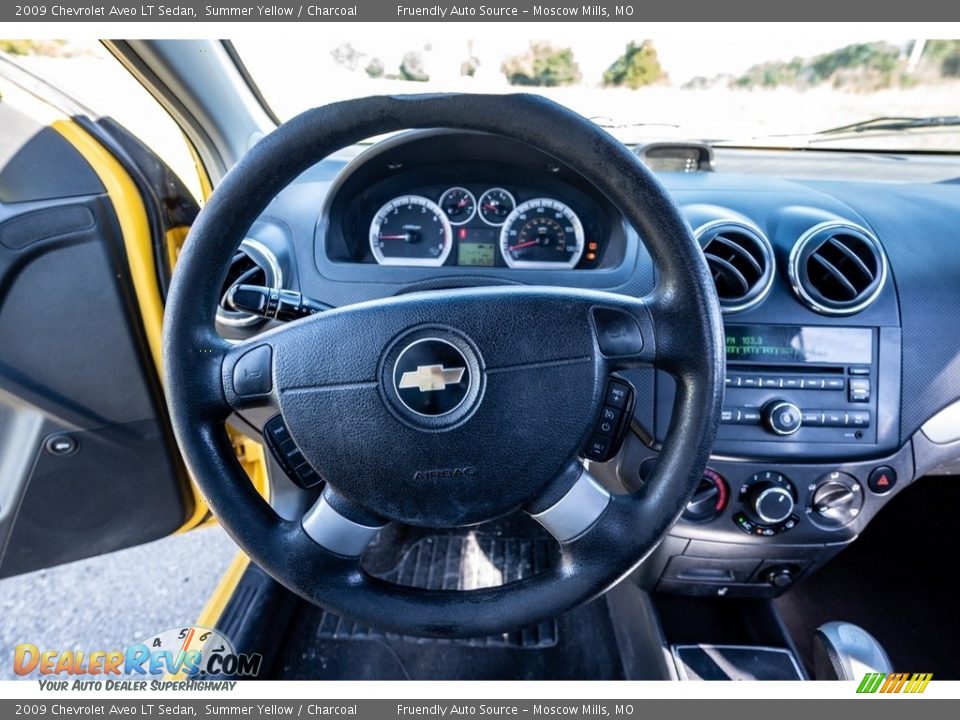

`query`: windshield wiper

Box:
[815,115,960,136]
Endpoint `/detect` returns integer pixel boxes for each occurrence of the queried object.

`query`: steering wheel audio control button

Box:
[232,344,273,397]
[585,379,634,461]
[605,382,631,409]
[592,307,644,357]
[263,415,323,489]
[586,435,612,460]
[597,406,621,436]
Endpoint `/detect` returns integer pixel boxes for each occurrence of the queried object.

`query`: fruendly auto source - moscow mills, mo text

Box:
[395,4,633,17]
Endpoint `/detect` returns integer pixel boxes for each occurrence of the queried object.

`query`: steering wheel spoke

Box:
[526,463,612,544]
[302,485,387,558]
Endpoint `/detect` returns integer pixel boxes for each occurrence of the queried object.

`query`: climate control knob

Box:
[809,472,863,529]
[763,400,803,436]
[748,482,795,524]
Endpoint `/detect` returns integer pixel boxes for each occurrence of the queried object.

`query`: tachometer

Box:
[438,187,476,225]
[369,195,452,266]
[499,199,584,269]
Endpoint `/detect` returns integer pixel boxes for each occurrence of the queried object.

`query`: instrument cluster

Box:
[367,184,604,270]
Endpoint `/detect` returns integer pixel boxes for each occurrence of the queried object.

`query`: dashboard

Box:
[230,128,960,600]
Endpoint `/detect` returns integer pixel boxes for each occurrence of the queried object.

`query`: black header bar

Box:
[3,1,958,23]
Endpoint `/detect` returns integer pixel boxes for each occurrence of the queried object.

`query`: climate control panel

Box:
[621,436,915,598]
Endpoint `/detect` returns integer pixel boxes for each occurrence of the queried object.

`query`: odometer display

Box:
[369,195,452,266]
[499,199,584,269]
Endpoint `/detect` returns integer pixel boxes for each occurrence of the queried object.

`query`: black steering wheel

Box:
[162,94,724,638]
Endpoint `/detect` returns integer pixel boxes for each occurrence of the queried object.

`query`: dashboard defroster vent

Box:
[216,238,282,328]
[696,220,775,313]
[789,222,886,316]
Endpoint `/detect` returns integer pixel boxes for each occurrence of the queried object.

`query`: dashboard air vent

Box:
[216,239,282,327]
[789,222,886,315]
[696,220,775,313]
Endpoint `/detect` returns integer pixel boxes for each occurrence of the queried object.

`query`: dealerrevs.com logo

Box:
[13,626,261,688]
[857,672,933,694]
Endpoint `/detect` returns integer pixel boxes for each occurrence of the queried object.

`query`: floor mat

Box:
[273,527,624,680]
[775,475,960,678]
[276,596,623,680]
[316,534,557,649]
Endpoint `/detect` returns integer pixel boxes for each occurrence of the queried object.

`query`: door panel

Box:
[0,100,196,577]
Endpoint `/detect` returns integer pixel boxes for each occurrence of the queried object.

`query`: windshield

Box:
[234,26,960,151]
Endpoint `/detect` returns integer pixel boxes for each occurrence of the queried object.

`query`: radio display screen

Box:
[725,325,872,365]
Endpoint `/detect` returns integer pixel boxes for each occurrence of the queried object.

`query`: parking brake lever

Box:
[227,284,331,322]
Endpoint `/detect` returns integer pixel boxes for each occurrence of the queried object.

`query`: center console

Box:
[610,320,906,598]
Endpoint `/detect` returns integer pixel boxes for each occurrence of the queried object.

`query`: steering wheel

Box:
[163,94,724,638]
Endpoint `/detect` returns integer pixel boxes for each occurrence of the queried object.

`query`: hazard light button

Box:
[867,465,897,495]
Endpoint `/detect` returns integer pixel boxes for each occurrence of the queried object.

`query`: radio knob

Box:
[763,400,802,436]
[748,483,795,524]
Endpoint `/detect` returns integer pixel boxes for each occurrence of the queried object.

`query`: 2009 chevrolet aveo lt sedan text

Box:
[2,35,959,681]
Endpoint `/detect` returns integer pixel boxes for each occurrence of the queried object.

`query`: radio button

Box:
[721,407,739,424]
[845,410,871,427]
[760,377,781,389]
[849,366,871,376]
[741,376,760,388]
[740,408,762,424]
[801,377,826,390]
[825,378,846,390]
[783,377,802,390]
[802,410,824,426]
[849,378,871,403]
[823,410,846,427]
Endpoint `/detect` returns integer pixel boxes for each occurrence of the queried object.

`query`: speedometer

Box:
[499,199,584,269]
[369,195,452,266]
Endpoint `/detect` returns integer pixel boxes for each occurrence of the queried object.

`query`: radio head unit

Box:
[654,323,900,459]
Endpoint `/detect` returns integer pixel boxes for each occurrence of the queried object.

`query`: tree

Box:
[603,41,666,89]
[399,51,429,82]
[365,58,384,79]
[501,43,581,87]
[922,39,960,77]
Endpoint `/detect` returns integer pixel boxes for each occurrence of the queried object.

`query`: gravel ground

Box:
[0,524,239,681]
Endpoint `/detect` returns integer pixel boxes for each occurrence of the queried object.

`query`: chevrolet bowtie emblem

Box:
[398,364,466,392]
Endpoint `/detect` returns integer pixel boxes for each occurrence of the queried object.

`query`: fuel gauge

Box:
[478,188,515,226]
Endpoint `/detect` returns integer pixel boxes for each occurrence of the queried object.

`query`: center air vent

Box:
[216,239,282,327]
[789,222,886,316]
[696,220,775,313]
